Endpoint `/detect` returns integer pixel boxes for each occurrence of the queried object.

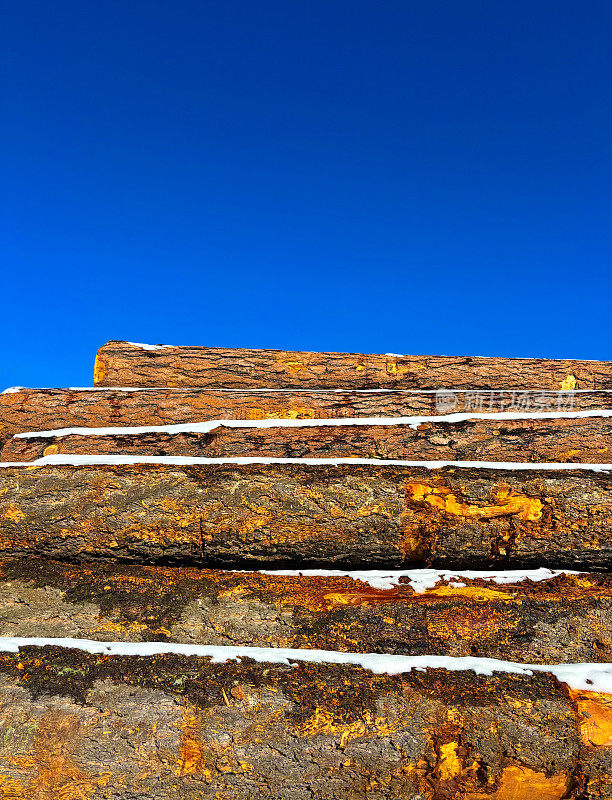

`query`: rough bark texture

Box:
[5,415,611,464]
[2,558,612,664]
[0,645,610,799]
[1,387,597,449]
[94,340,612,390]
[1,462,610,569]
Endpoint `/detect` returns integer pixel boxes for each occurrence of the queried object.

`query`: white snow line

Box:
[14,409,612,439]
[0,637,611,693]
[1,455,610,471]
[125,342,173,351]
[234,568,578,593]
[120,343,335,354]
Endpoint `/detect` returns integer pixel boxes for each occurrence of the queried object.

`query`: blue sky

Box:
[2,1,610,387]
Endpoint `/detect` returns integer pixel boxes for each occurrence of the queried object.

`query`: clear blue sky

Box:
[2,1,610,387]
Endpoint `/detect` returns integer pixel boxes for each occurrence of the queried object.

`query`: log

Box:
[2,558,612,663]
[5,413,611,464]
[93,340,612,390]
[1,460,610,569]
[0,643,608,799]
[2,386,599,448]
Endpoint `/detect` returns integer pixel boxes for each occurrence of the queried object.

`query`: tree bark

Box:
[93,340,612,390]
[2,558,612,664]
[1,462,610,569]
[0,645,607,799]
[3,388,600,450]
[5,414,611,463]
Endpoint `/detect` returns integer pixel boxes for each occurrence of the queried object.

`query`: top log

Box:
[93,341,612,390]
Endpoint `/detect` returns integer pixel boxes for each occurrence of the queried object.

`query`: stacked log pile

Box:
[0,340,611,799]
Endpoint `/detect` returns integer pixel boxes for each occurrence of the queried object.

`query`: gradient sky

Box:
[2,1,610,387]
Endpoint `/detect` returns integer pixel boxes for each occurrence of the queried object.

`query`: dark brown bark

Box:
[5,414,611,464]
[1,461,610,569]
[94,340,612,390]
[2,387,599,449]
[0,644,608,799]
[2,558,612,664]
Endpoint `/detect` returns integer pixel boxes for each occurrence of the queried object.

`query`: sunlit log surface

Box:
[3,388,603,450]
[0,645,611,799]
[0,461,610,569]
[5,413,610,463]
[1,559,612,663]
[93,340,612,390]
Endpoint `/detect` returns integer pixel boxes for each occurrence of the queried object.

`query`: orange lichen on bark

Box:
[21,710,111,800]
[92,354,105,385]
[428,584,514,601]
[385,360,408,377]
[570,690,612,747]
[151,498,200,528]
[298,707,366,745]
[426,606,517,642]
[466,766,568,799]
[297,706,401,747]
[323,583,514,609]
[438,741,462,781]
[406,483,543,522]
[277,359,307,375]
[175,704,208,779]
[0,505,25,524]
[92,620,156,636]
[247,407,316,420]
[0,774,25,798]
[561,374,578,390]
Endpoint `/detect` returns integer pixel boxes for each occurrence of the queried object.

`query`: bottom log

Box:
[0,644,610,799]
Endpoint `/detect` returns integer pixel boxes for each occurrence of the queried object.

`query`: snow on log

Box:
[0,460,610,569]
[93,340,612,390]
[2,387,604,449]
[5,412,611,463]
[0,643,609,799]
[1,558,612,664]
